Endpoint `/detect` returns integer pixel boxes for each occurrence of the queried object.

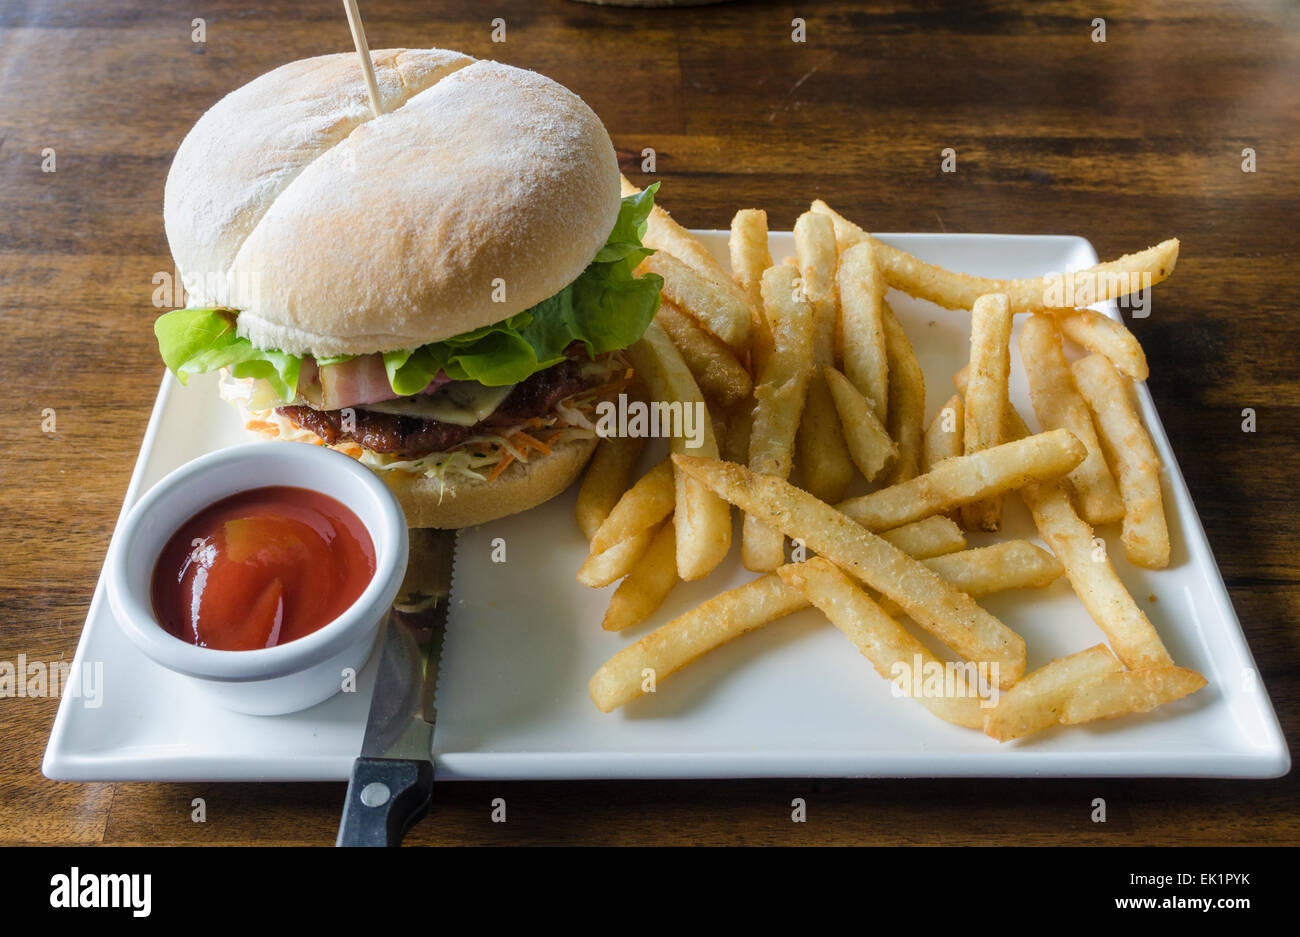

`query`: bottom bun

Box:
[380,435,598,529]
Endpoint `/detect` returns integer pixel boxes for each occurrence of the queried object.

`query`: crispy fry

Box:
[626,321,731,580]
[588,458,674,554]
[836,239,888,422]
[824,365,897,481]
[923,540,1063,596]
[881,303,925,484]
[923,393,964,473]
[655,298,753,411]
[729,208,773,375]
[674,454,1026,684]
[983,645,1124,742]
[794,211,856,503]
[1020,314,1125,525]
[1061,667,1207,724]
[639,251,751,353]
[961,293,1012,530]
[744,264,816,571]
[809,200,1179,314]
[837,429,1086,532]
[778,559,985,729]
[601,518,680,632]
[877,516,967,560]
[576,524,659,588]
[576,431,649,541]
[1071,353,1170,569]
[589,572,810,712]
[1053,308,1149,381]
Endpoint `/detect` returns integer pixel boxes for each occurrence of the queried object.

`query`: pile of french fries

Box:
[575,176,1205,743]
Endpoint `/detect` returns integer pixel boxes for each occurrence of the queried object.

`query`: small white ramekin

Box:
[106,442,409,715]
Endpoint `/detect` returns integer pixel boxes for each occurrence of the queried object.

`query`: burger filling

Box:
[157,185,661,493]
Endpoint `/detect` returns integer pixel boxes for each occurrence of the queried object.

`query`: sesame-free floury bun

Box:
[156,49,662,528]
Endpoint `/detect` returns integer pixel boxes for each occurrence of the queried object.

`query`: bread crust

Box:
[165,51,620,358]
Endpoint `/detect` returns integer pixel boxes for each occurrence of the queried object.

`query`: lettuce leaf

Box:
[155,184,662,399]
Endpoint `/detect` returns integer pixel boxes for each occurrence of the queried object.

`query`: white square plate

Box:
[44,232,1289,781]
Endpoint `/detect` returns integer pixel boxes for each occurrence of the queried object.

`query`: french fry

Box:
[744,264,816,571]
[576,431,649,541]
[655,298,753,411]
[877,516,966,560]
[589,572,810,712]
[601,518,679,632]
[809,200,1179,314]
[836,429,1086,532]
[639,251,751,353]
[1053,308,1149,381]
[674,454,1026,684]
[588,458,674,555]
[882,303,926,484]
[1020,314,1125,525]
[923,540,1063,596]
[983,645,1124,742]
[1071,353,1170,569]
[794,212,856,503]
[1061,667,1207,725]
[729,208,774,375]
[961,293,1012,530]
[577,524,659,588]
[721,398,754,464]
[824,365,897,481]
[922,393,964,473]
[626,321,731,580]
[777,559,985,729]
[836,239,888,422]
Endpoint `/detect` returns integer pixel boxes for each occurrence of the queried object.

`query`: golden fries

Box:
[601,518,680,632]
[1020,314,1125,525]
[836,239,889,421]
[923,540,1063,596]
[983,645,1124,742]
[837,429,1086,531]
[588,458,674,555]
[777,559,985,729]
[674,454,1026,684]
[743,264,816,571]
[640,251,751,353]
[589,572,810,712]
[626,321,731,581]
[1061,667,1206,724]
[1053,308,1149,381]
[824,365,897,480]
[922,393,964,473]
[877,516,966,560]
[961,293,1012,530]
[881,304,925,485]
[577,524,660,588]
[1071,353,1170,569]
[794,211,856,503]
[576,432,648,542]
[729,208,774,376]
[656,298,753,411]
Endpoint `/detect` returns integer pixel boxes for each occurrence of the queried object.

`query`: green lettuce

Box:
[155,184,663,400]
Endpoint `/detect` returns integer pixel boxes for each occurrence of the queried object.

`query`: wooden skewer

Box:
[341,0,384,117]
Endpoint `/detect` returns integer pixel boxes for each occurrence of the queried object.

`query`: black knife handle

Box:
[336,757,433,847]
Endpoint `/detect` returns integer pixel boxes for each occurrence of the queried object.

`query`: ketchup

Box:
[151,486,376,651]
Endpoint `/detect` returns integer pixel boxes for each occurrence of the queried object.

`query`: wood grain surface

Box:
[1,0,1296,846]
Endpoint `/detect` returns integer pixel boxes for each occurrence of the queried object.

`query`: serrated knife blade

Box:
[336,527,456,847]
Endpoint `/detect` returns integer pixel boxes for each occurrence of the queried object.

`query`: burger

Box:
[154,49,661,527]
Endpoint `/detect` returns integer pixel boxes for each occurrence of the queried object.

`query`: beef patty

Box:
[277,358,591,456]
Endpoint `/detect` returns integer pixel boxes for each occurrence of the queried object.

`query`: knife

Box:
[336,526,457,847]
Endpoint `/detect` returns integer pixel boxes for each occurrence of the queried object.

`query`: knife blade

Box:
[336,526,457,847]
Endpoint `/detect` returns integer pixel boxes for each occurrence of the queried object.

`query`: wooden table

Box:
[2,0,1296,846]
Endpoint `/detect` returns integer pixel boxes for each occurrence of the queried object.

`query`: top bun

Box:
[164,50,621,358]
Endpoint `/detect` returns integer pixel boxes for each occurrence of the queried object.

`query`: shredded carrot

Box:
[486,451,516,482]
[511,430,551,456]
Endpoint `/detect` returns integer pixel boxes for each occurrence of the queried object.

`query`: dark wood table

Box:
[2,0,1296,846]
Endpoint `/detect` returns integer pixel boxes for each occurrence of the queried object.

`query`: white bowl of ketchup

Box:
[107,442,409,715]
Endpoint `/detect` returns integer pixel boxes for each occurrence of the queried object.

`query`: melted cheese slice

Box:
[359,382,516,426]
